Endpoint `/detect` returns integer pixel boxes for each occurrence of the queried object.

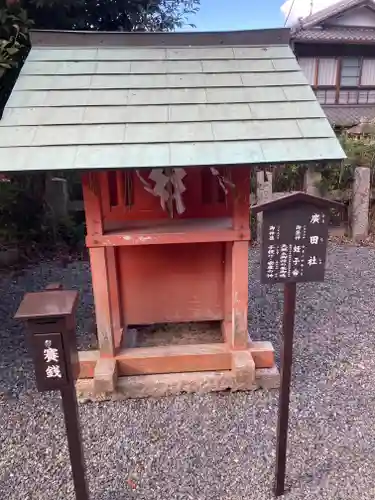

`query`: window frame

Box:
[339,56,362,88]
[298,55,375,105]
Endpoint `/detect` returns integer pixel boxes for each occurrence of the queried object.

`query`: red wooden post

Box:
[81,173,103,236]
[222,241,233,345]
[106,247,123,350]
[89,247,115,357]
[232,167,251,231]
[230,167,251,349]
[82,173,118,357]
[231,240,250,350]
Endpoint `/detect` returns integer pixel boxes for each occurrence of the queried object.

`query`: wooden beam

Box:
[87,228,250,248]
[78,344,231,378]
[249,341,275,369]
[335,57,342,104]
[77,342,276,379]
[116,343,231,376]
[358,56,364,87]
[314,57,319,87]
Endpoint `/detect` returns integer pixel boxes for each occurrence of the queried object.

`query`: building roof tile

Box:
[293,26,375,43]
[323,105,375,126]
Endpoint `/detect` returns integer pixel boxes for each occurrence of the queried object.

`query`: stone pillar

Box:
[45,177,69,220]
[352,166,371,241]
[256,170,273,240]
[304,166,322,196]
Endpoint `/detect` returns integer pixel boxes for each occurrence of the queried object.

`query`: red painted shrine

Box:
[1,28,345,396]
[80,166,276,391]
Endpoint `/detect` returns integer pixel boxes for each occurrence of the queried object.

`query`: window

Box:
[317,58,337,86]
[298,57,337,87]
[361,59,375,86]
[340,57,361,87]
[299,55,374,98]
[298,57,315,85]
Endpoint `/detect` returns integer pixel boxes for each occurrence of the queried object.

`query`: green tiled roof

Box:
[0,31,345,171]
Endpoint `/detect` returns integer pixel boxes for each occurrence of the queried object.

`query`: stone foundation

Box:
[76,366,280,402]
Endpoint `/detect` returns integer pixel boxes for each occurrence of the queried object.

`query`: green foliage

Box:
[319,163,354,193]
[0,38,20,71]
[0,177,45,244]
[0,2,31,74]
[0,0,199,253]
[0,0,199,98]
[53,216,85,249]
[0,3,32,37]
[341,133,375,167]
[270,134,375,196]
[319,134,375,193]
[0,175,85,250]
[273,164,305,192]
[0,1,31,116]
[1,0,199,32]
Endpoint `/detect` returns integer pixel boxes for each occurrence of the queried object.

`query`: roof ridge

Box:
[30,28,291,48]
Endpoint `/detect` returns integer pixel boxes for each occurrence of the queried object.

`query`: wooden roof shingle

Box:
[0,29,345,172]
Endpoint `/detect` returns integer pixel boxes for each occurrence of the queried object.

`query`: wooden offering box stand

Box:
[78,165,277,397]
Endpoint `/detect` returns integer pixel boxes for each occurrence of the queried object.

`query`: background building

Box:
[291,0,375,128]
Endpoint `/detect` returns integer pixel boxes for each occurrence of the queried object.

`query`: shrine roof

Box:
[0,29,345,172]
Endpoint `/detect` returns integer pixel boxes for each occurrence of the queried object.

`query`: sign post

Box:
[15,288,89,500]
[252,192,343,497]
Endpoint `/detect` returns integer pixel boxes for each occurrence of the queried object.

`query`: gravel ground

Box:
[1,243,375,500]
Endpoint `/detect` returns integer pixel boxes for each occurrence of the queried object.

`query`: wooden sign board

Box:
[261,204,329,284]
[30,332,69,392]
[252,191,344,497]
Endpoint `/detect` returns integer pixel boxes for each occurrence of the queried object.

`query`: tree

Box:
[0,1,30,75]
[0,0,199,103]
[0,0,200,251]
[3,0,199,32]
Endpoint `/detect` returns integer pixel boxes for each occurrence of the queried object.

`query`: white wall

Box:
[327,6,375,27]
[281,0,342,27]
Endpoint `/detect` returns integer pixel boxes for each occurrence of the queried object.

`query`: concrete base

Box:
[94,357,117,394]
[231,350,256,390]
[76,366,280,402]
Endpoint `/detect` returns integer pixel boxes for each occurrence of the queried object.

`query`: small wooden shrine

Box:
[0,28,345,398]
